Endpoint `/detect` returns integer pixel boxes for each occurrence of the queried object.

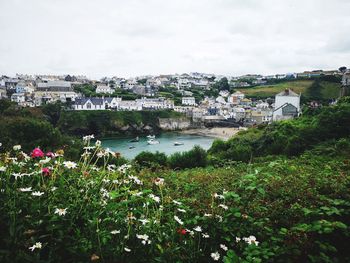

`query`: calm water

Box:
[101,133,216,159]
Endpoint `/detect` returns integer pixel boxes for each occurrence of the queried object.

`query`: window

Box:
[87,102,92,109]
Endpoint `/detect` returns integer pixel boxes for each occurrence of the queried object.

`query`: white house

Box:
[73,97,122,110]
[273,89,301,121]
[11,93,26,104]
[182,97,196,106]
[96,85,114,94]
[136,97,174,110]
[228,91,245,104]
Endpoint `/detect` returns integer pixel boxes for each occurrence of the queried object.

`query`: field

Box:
[239,80,341,99]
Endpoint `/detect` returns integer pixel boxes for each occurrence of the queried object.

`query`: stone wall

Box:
[158,117,191,131]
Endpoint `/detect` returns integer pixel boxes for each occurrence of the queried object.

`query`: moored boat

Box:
[130,136,139,142]
[147,138,160,145]
[174,142,184,146]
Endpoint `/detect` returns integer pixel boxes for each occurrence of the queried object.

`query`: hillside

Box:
[238,79,341,99]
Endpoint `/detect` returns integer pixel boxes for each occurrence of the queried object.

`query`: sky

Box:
[0,0,350,79]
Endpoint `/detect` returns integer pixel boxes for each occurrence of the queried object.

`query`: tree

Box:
[339,66,347,73]
[213,77,230,91]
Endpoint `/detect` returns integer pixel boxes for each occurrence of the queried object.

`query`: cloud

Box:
[0,0,349,78]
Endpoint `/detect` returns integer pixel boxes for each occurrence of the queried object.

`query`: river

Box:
[101,132,216,159]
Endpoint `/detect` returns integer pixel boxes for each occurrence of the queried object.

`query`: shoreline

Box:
[180,127,243,141]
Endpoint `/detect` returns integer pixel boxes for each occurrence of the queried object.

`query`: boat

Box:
[147,135,155,139]
[174,142,184,146]
[129,146,136,149]
[130,136,139,142]
[147,138,160,145]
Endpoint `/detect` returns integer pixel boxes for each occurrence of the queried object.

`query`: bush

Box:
[168,145,207,169]
[134,151,167,168]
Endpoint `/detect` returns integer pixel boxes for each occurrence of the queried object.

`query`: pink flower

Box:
[31,148,44,158]
[42,167,50,176]
[46,152,55,158]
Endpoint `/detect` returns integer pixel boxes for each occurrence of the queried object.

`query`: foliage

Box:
[209,103,350,162]
[0,138,349,262]
[134,151,168,168]
[168,145,208,169]
[57,110,184,137]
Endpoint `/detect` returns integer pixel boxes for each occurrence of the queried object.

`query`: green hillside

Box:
[239,79,341,99]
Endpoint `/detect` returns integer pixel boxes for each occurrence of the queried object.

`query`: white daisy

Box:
[19,187,32,192]
[110,230,120,234]
[220,244,228,251]
[54,208,67,216]
[63,161,77,169]
[29,242,42,251]
[32,191,44,196]
[13,145,21,151]
[193,226,202,232]
[174,215,183,225]
[211,251,220,261]
[124,247,131,252]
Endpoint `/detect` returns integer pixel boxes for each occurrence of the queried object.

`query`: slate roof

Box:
[276,89,299,97]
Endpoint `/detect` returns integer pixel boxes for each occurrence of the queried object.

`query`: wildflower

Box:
[193,226,202,232]
[32,191,44,196]
[220,244,228,251]
[139,218,150,225]
[83,135,94,141]
[55,149,64,157]
[13,173,24,180]
[214,193,225,199]
[148,193,160,203]
[124,247,131,252]
[110,230,120,234]
[172,200,182,205]
[63,161,77,169]
[28,242,42,251]
[177,208,186,213]
[107,164,116,171]
[177,228,187,235]
[118,164,131,174]
[54,208,67,216]
[174,215,184,225]
[31,148,44,158]
[46,152,55,158]
[235,237,241,243]
[19,187,32,192]
[218,204,228,210]
[211,251,220,261]
[51,187,57,192]
[95,140,102,147]
[154,177,165,186]
[13,145,21,151]
[42,167,50,176]
[39,157,51,164]
[202,233,210,238]
[136,234,150,245]
[243,235,259,246]
[204,213,212,217]
[0,166,6,172]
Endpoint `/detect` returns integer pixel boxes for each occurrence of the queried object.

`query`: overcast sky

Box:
[0,0,349,78]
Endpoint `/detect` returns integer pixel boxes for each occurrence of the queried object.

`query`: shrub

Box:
[168,145,207,169]
[134,151,167,168]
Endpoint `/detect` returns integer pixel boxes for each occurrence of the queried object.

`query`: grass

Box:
[239,80,341,99]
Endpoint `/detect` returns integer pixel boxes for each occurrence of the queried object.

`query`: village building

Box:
[34,81,78,105]
[273,89,300,121]
[96,84,114,94]
[182,97,196,106]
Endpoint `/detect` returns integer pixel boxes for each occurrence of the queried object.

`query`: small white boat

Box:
[174,142,184,146]
[147,138,160,145]
[147,135,155,139]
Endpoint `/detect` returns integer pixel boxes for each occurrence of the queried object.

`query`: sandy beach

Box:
[180,127,244,141]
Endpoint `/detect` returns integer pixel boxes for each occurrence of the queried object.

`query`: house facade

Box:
[273,89,300,121]
[182,97,196,106]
